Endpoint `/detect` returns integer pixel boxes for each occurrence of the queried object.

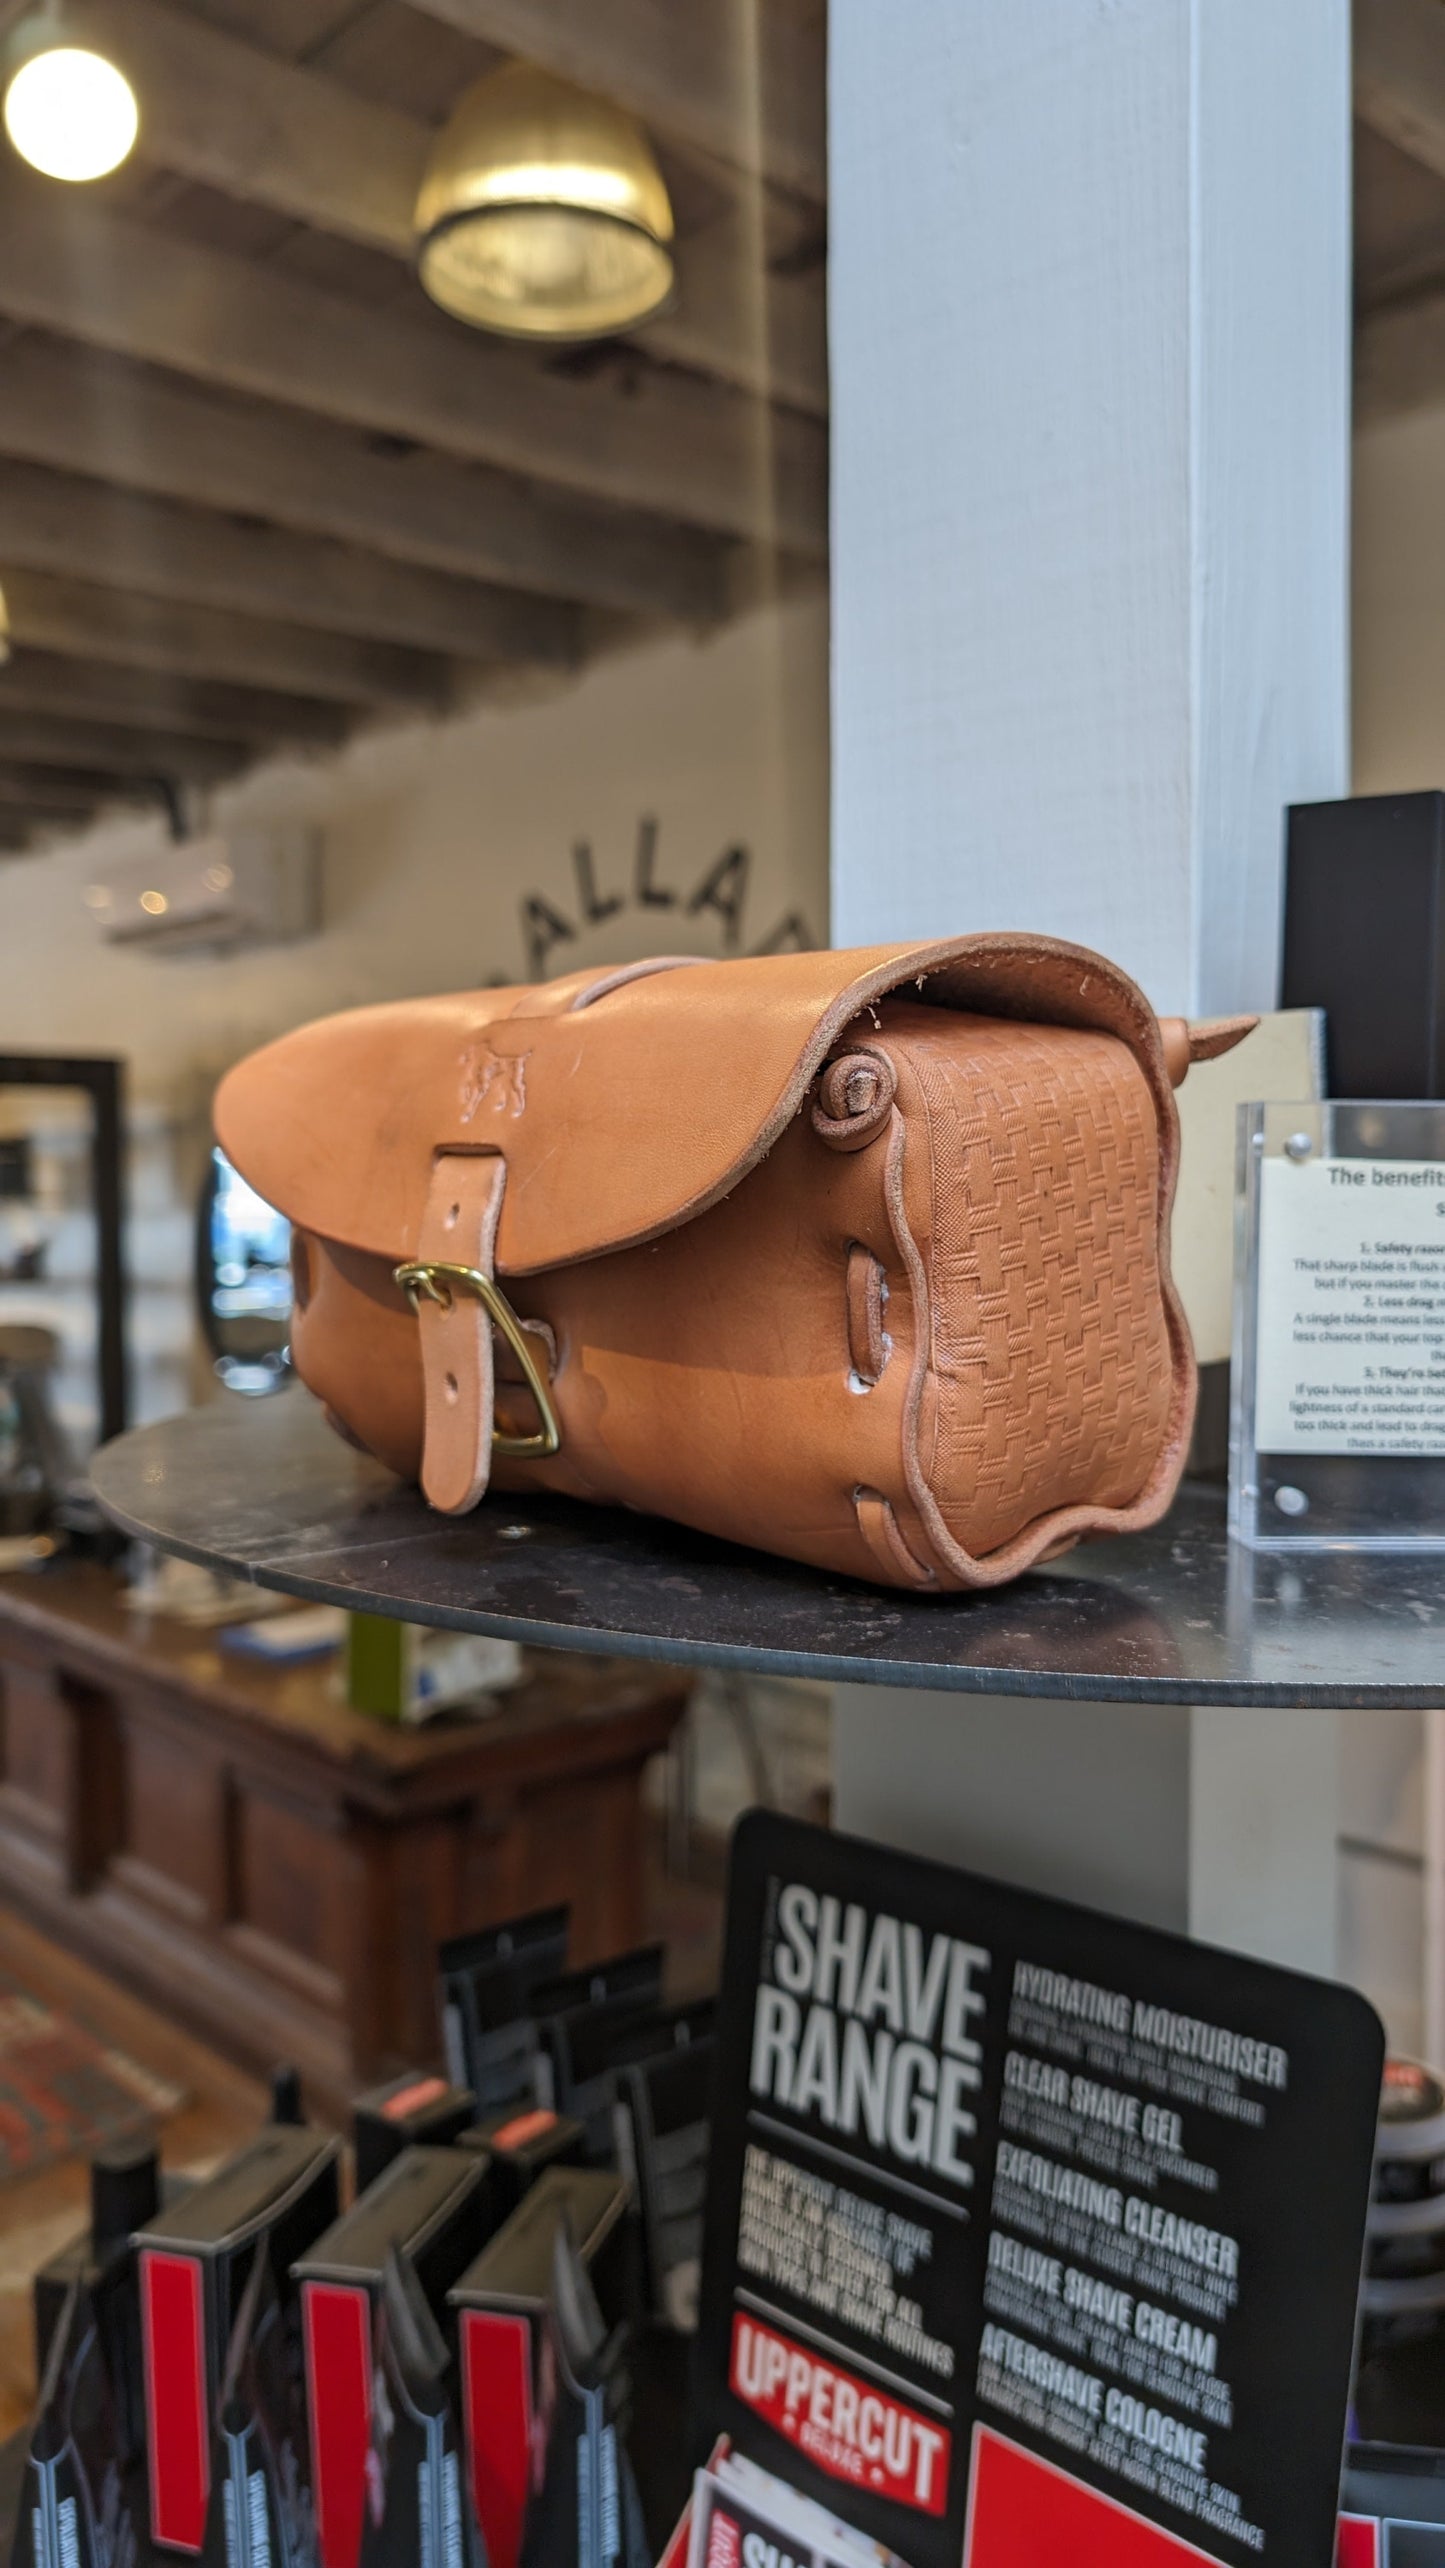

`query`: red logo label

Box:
[728,2314,950,2516]
[705,2508,742,2568]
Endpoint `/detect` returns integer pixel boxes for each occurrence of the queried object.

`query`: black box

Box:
[352,2071,476,2194]
[438,1905,570,2110]
[1283,792,1445,1096]
[467,2104,587,2212]
[294,2145,491,2568]
[616,2036,715,2327]
[532,1944,665,2142]
[135,2125,340,2553]
[448,2168,631,2568]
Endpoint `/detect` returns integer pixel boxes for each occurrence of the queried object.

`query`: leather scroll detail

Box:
[415,1154,506,1514]
[845,1244,889,1387]
[812,1048,898,1152]
[1157,1012,1258,1089]
[853,1488,937,1587]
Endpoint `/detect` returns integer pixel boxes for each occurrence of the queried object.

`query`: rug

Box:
[0,1974,184,2182]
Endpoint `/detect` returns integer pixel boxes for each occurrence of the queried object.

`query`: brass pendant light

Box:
[414,62,674,342]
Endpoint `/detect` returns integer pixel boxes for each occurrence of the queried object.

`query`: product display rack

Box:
[89,1392,1445,1709]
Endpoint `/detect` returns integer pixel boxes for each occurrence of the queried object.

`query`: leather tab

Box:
[853,1488,937,1587]
[1158,1012,1259,1089]
[415,1155,506,1515]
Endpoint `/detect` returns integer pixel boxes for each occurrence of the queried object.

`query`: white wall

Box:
[0,590,830,1101]
[829,0,1350,1021]
[0,589,829,1439]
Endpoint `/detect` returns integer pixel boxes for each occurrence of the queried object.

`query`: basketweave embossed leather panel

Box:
[214,934,1254,1590]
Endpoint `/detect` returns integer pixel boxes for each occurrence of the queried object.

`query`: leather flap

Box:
[214,932,1182,1278]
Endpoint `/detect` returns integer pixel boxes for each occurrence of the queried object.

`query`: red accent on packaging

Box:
[460,2309,533,2568]
[381,2076,451,2122]
[705,2505,742,2568]
[727,2313,951,2518]
[1336,2523,1381,2568]
[963,2427,1224,2567]
[490,2108,559,2150]
[140,2249,210,2554]
[303,2282,373,2568]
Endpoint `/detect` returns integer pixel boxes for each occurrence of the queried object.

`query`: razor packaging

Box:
[465,2106,587,2215]
[14,2275,135,2568]
[352,2075,476,2195]
[437,1907,569,2111]
[136,2125,340,2556]
[294,2146,491,2568]
[448,2167,631,2568]
[357,2252,483,2568]
[34,2139,165,2482]
[531,1946,666,2148]
[197,2246,304,2568]
[613,2036,715,2330]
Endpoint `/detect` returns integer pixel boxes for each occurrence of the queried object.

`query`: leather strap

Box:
[415,1154,506,1515]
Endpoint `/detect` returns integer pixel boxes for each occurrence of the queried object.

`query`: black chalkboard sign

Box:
[696,1813,1384,2568]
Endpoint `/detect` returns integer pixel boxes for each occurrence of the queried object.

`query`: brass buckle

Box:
[394,1260,561,1459]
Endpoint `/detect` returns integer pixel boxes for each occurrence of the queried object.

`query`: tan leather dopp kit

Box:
[215,933,1254,1591]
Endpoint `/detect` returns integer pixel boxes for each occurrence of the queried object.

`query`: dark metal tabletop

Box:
[89,1394,1445,1707]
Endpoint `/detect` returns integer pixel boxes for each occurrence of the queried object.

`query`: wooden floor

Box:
[0,1822,725,2440]
[0,1903,267,2441]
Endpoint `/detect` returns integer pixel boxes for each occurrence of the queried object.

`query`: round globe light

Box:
[4,43,138,183]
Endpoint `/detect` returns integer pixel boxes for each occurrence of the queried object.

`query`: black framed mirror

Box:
[195,1146,293,1395]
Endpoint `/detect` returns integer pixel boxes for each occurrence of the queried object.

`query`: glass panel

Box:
[1230,1100,1445,1550]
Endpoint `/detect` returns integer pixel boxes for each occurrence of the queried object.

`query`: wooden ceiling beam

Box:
[0,649,352,748]
[0,801,103,842]
[71,0,825,413]
[0,340,723,622]
[1357,0,1445,187]
[0,177,827,556]
[0,712,245,786]
[0,567,456,708]
[0,460,578,666]
[0,771,107,821]
[403,0,826,203]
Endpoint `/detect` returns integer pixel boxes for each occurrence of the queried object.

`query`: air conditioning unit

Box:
[83,827,322,954]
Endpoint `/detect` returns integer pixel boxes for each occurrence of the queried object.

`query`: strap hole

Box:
[444,1370,459,1403]
[445,1202,460,1228]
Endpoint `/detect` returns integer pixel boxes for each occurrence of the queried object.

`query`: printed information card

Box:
[696,1815,1384,2568]
[1255,1156,1445,1456]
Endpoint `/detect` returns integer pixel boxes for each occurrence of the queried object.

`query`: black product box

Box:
[468,2104,587,2212]
[448,2166,631,2568]
[616,2035,715,2328]
[551,1990,709,2164]
[533,1943,666,2139]
[135,2124,340,2553]
[352,2070,476,2194]
[294,2144,491,2568]
[438,1905,570,2110]
[1282,791,1445,1097]
[34,2139,165,2466]
[1341,2442,1445,2559]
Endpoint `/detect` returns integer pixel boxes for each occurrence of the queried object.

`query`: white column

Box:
[829,0,1351,1020]
[827,0,1353,1970]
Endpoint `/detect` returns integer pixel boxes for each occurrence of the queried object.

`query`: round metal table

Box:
[88,1393,1445,1706]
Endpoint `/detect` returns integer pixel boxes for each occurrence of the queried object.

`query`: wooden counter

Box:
[0,1563,688,2117]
